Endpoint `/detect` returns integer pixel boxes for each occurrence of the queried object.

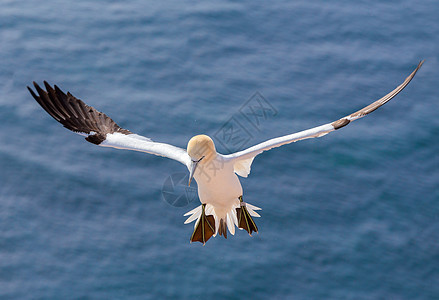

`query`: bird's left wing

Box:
[224,61,424,177]
[28,82,191,167]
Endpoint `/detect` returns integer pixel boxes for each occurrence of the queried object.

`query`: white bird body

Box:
[27,61,423,244]
[189,152,244,237]
[193,155,242,221]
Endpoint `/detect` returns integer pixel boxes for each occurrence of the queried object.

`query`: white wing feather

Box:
[101,133,191,167]
[224,61,423,176]
[28,81,191,168]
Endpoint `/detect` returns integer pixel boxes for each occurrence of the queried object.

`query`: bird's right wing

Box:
[28,82,191,168]
[224,61,424,177]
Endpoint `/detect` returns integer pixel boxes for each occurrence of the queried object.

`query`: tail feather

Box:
[184,197,261,244]
[218,219,227,239]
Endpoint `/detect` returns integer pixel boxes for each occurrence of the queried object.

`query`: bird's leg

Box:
[190,203,215,245]
[236,196,258,236]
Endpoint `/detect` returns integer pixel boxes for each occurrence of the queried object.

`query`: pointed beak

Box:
[188,156,204,186]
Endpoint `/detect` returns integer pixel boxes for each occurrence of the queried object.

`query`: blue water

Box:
[1,1,438,299]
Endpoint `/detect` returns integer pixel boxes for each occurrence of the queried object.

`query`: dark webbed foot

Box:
[236,196,258,236]
[190,204,215,245]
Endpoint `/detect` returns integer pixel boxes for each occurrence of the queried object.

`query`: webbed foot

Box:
[236,196,258,236]
[190,203,215,245]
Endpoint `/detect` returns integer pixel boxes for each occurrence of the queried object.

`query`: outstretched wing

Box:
[28,82,191,167]
[224,61,424,177]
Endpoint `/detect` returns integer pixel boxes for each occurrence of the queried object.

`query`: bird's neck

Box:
[202,151,217,165]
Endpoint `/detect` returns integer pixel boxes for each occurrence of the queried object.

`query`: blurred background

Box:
[0,0,438,299]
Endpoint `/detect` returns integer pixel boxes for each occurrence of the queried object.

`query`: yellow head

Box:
[187,134,217,163]
[186,135,217,186]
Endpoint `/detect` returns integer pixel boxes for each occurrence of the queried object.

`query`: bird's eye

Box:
[192,156,205,163]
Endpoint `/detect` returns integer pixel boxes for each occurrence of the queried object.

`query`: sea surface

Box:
[1,1,438,299]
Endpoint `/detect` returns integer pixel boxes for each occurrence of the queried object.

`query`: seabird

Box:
[28,61,423,244]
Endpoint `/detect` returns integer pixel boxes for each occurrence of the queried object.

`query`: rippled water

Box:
[1,1,438,299]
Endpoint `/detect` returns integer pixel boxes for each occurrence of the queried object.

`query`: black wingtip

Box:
[54,84,65,97]
[27,80,132,142]
[43,81,54,92]
[27,86,38,99]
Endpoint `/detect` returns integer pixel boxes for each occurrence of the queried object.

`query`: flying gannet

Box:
[28,61,423,244]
